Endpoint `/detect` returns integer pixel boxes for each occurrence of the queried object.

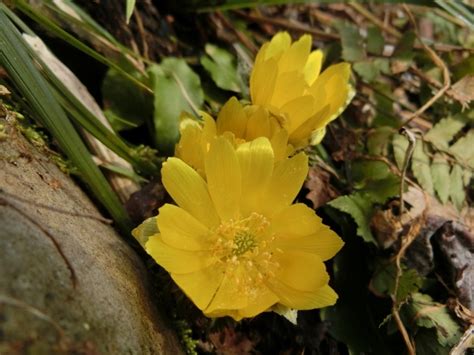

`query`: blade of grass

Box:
[12,0,152,93]
[2,4,159,175]
[0,9,132,232]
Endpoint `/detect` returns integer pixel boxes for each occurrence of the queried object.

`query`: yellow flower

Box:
[175,96,290,177]
[250,32,353,147]
[144,136,343,320]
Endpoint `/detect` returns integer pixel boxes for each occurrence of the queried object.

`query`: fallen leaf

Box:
[304,168,339,209]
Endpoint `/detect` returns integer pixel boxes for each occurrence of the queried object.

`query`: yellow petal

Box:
[304,50,323,86]
[273,251,329,292]
[261,152,308,216]
[245,106,271,140]
[267,282,338,310]
[272,203,323,236]
[175,118,203,172]
[162,158,220,227]
[265,31,291,60]
[310,127,326,145]
[157,204,211,251]
[146,235,215,274]
[269,71,306,108]
[236,137,274,215]
[278,34,312,74]
[289,105,330,148]
[250,58,278,106]
[279,95,316,134]
[309,63,352,129]
[131,216,158,248]
[216,97,247,138]
[205,264,248,314]
[274,226,344,261]
[237,285,279,319]
[270,129,289,161]
[172,264,225,310]
[205,137,241,221]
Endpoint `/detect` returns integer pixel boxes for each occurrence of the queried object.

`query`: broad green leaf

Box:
[449,164,465,210]
[449,129,474,169]
[0,10,131,232]
[328,193,375,243]
[335,21,365,62]
[125,0,136,24]
[431,153,450,204]
[367,26,384,55]
[362,175,400,204]
[425,115,467,150]
[148,58,204,155]
[354,59,390,83]
[392,133,409,170]
[412,141,434,195]
[200,44,244,93]
[102,68,153,132]
[404,293,462,348]
[352,160,393,183]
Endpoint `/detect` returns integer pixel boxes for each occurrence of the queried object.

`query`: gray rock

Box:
[0,116,182,354]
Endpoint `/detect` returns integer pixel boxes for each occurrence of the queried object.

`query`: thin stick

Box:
[399,128,417,216]
[400,5,451,128]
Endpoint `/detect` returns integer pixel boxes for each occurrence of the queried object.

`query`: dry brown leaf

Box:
[448,75,474,110]
[209,326,255,355]
[305,168,339,209]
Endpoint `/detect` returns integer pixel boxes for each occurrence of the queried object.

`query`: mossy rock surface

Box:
[0,117,182,354]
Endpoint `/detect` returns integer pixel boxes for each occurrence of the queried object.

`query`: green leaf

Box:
[392,133,409,170]
[335,21,365,62]
[431,153,450,204]
[371,263,422,303]
[125,0,136,24]
[320,237,391,354]
[328,193,375,243]
[148,58,204,155]
[200,44,244,93]
[404,293,462,348]
[102,68,152,132]
[131,216,158,248]
[393,31,416,61]
[412,141,434,195]
[355,59,390,83]
[367,26,385,55]
[449,129,474,169]
[367,127,394,156]
[362,175,400,204]
[449,164,465,210]
[425,115,467,150]
[0,9,131,232]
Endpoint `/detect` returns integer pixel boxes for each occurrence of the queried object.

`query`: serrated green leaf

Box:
[449,164,465,210]
[412,141,434,195]
[125,0,136,24]
[362,175,400,204]
[200,44,244,93]
[102,68,152,131]
[449,129,474,169]
[425,115,467,150]
[354,59,390,83]
[328,193,375,243]
[371,263,422,303]
[392,133,409,170]
[405,293,462,348]
[148,58,204,155]
[367,26,385,55]
[431,154,450,204]
[335,21,365,62]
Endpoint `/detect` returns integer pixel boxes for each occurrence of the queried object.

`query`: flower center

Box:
[233,231,257,256]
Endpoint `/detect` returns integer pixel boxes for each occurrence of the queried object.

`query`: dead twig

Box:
[400,5,451,128]
[233,10,339,41]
